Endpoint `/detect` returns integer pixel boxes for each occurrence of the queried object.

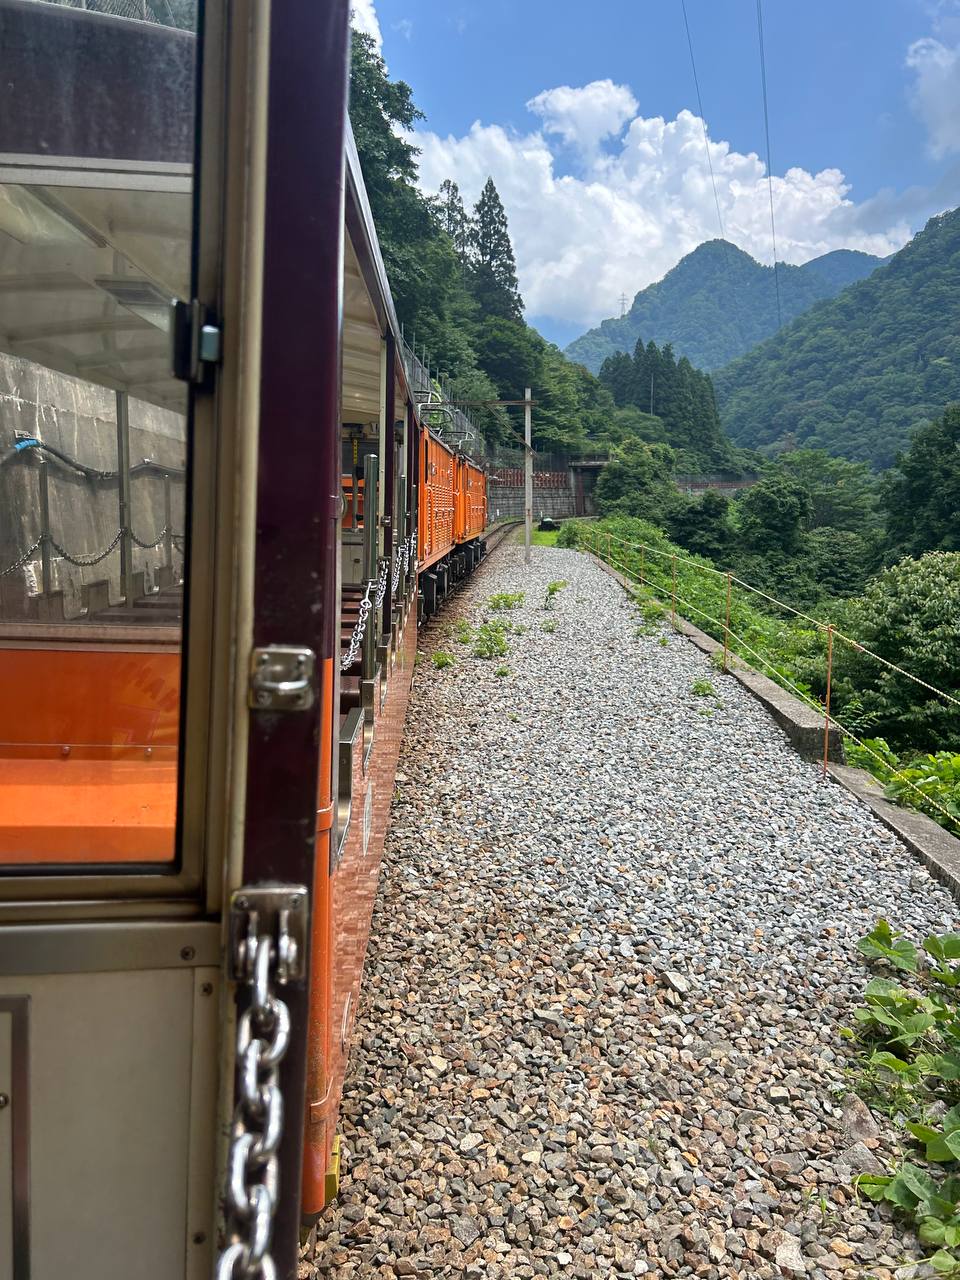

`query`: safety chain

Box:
[374,557,389,610]
[391,547,401,596]
[402,534,412,577]
[217,902,300,1280]
[0,536,42,578]
[50,527,124,568]
[130,524,171,550]
[340,578,373,673]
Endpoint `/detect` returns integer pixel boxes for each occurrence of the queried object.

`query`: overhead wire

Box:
[755,0,783,329]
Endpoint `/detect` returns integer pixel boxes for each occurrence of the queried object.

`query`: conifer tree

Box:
[437,179,471,266]
[469,177,524,321]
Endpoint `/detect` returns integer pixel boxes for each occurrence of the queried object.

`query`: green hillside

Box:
[564,240,882,373]
[713,208,960,468]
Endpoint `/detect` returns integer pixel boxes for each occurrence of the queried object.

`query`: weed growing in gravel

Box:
[510,623,526,635]
[544,580,568,610]
[495,665,510,677]
[691,678,716,698]
[453,621,474,645]
[710,650,728,673]
[542,619,558,634]
[658,635,669,648]
[488,591,525,611]
[507,712,519,722]
[846,920,960,1274]
[473,621,509,660]
[432,651,455,669]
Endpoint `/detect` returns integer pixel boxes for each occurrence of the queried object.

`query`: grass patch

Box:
[432,651,455,669]
[488,591,525,611]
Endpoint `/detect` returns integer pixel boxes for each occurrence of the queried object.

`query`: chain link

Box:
[49,528,123,568]
[340,578,373,673]
[374,557,389,611]
[0,536,42,578]
[218,924,294,1280]
[129,524,171,550]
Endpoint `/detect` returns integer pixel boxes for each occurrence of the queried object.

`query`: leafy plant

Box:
[658,635,669,648]
[453,621,475,645]
[847,921,960,1273]
[488,591,525,611]
[544,579,568,610]
[473,621,509,660]
[691,677,716,699]
[495,665,510,677]
[432,651,455,669]
[542,619,558,634]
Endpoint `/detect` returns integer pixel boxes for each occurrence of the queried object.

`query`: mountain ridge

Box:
[713,207,960,469]
[564,240,884,373]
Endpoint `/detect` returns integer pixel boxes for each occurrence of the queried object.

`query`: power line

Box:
[755,0,783,329]
[680,0,726,243]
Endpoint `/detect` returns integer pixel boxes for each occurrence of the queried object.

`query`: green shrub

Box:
[473,622,509,660]
[432,651,455,669]
[556,522,579,549]
[691,678,716,698]
[495,665,510,677]
[541,619,558,634]
[488,591,525,611]
[544,580,568,610]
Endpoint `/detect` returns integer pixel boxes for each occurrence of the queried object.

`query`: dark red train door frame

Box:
[221,3,350,1277]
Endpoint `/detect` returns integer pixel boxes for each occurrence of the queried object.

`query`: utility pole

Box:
[649,372,654,416]
[524,386,532,566]
[619,292,628,318]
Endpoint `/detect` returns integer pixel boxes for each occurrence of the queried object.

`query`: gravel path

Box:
[307,543,957,1280]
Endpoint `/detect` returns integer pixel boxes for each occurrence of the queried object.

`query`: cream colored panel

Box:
[0,967,212,1280]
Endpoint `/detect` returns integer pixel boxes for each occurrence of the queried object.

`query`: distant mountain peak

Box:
[565,241,884,373]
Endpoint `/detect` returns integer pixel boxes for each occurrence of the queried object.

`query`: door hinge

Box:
[171,298,222,383]
[228,884,309,986]
[248,645,316,711]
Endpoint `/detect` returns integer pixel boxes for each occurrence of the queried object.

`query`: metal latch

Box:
[229,884,309,986]
[171,298,222,383]
[248,645,316,711]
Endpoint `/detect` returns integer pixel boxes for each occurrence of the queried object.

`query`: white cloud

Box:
[414,100,914,329]
[351,0,382,52]
[907,37,960,157]
[393,18,413,41]
[527,80,638,156]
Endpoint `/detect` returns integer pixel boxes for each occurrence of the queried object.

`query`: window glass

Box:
[0,0,197,868]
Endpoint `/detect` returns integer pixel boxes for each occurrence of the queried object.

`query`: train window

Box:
[0,1,198,871]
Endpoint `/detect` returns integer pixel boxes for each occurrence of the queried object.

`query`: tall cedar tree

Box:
[470,178,524,321]
[437,179,471,266]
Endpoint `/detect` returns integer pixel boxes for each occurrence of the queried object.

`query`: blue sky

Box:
[354,0,960,345]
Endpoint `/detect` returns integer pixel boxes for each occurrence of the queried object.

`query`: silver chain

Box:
[374,557,389,610]
[217,909,298,1280]
[0,536,42,577]
[391,548,401,596]
[130,524,171,550]
[402,534,412,577]
[340,578,373,673]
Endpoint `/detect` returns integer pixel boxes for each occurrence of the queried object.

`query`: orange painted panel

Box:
[0,644,180,863]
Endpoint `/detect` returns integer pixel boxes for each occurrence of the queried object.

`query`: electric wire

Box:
[756,0,783,329]
[680,0,726,242]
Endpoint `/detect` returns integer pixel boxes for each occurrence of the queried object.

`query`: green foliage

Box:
[453,621,474,645]
[715,209,960,468]
[736,476,813,557]
[882,405,960,560]
[494,665,511,677]
[599,337,742,475]
[593,439,679,524]
[886,755,960,832]
[488,591,525,611]
[473,622,509,660]
[690,678,716,698]
[543,580,567,610]
[556,522,579,549]
[541,619,558,634]
[469,178,523,321]
[669,490,733,561]
[565,240,881,374]
[837,553,960,750]
[847,921,960,1275]
[771,449,882,533]
[432,651,455,669]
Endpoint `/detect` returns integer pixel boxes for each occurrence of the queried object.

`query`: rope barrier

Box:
[590,541,960,834]
[597,529,960,711]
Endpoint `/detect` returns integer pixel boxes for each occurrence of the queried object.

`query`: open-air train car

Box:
[0,3,486,1277]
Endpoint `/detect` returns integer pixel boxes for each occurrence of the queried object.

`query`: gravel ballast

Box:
[306,543,957,1280]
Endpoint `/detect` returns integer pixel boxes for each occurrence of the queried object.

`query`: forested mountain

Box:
[564,241,883,373]
[713,207,960,468]
[599,339,745,474]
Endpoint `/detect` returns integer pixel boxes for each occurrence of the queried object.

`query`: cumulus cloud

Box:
[527,80,638,156]
[907,37,960,157]
[351,0,382,51]
[414,100,913,328]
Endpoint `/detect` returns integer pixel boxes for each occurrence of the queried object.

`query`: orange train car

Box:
[0,4,492,1276]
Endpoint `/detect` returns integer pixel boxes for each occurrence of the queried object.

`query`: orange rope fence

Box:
[586,527,960,834]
